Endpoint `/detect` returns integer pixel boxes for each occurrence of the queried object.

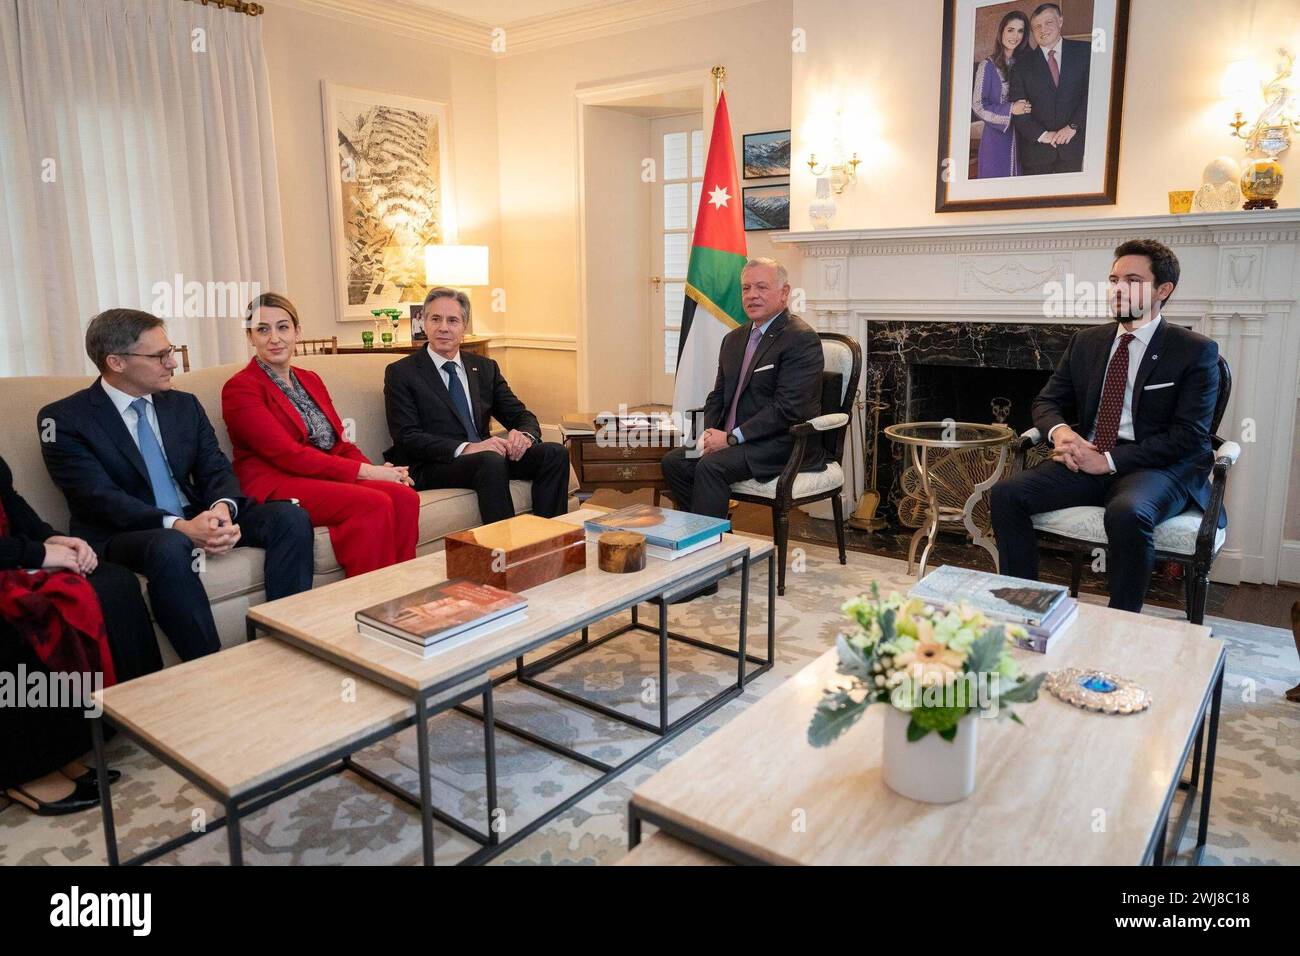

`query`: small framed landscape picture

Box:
[742,129,791,179]
[743,184,790,231]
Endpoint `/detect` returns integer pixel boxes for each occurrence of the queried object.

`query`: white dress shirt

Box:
[100,379,236,527]
[1048,313,1162,473]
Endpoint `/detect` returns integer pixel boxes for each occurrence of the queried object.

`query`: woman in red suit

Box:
[222,293,420,577]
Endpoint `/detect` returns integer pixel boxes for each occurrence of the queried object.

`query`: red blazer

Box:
[222,358,369,500]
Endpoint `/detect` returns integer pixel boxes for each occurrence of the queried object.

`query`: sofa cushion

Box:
[1030,505,1227,556]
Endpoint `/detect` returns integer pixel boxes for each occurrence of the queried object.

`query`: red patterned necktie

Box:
[1048,49,1060,87]
[1093,332,1135,454]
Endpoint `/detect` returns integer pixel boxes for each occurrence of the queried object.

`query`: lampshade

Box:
[425,244,489,287]
[1220,59,1259,103]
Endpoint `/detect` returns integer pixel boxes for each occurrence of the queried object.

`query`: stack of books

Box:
[356,579,527,658]
[583,504,730,561]
[908,565,1077,653]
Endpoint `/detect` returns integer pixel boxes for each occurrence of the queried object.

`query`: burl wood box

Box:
[444,514,587,591]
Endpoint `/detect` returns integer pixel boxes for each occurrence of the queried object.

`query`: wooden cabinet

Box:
[563,431,678,504]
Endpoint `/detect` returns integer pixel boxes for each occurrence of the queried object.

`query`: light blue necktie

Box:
[441,361,481,442]
[130,397,184,517]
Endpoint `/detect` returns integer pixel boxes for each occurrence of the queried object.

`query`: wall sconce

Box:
[1223,50,1298,157]
[806,151,860,194]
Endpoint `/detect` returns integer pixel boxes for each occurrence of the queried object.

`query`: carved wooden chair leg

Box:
[831,495,847,565]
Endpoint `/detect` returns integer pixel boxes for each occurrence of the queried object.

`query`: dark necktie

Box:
[130,397,184,516]
[724,323,765,433]
[441,361,480,442]
[1092,332,1135,454]
[1048,49,1060,87]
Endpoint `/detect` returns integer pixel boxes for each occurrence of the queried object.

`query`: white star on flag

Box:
[706,185,731,210]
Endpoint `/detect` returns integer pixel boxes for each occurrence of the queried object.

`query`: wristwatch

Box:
[1068,122,1078,129]
[726,433,740,446]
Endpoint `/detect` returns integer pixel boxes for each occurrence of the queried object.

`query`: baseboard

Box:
[1280,540,1300,586]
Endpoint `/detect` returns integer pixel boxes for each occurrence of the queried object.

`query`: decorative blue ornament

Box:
[1079,674,1117,694]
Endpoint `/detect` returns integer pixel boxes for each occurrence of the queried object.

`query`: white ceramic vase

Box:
[881,706,978,803]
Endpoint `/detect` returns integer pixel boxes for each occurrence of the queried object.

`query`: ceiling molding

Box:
[266,0,768,56]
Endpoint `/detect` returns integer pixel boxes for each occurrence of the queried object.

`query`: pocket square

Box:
[1142,382,1175,391]
[753,363,775,373]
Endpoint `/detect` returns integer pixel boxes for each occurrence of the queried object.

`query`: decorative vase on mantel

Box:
[807,583,1044,804]
[808,176,837,230]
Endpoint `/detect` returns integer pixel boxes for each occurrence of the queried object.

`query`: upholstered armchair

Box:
[686,332,863,596]
[1012,355,1237,625]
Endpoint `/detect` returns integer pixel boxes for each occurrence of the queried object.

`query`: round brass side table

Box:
[883,421,1016,578]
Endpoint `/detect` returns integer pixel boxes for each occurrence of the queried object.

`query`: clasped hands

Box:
[176,501,241,555]
[465,429,533,461]
[696,428,731,455]
[1050,426,1111,475]
[1036,125,1077,147]
[41,535,98,575]
[359,461,415,486]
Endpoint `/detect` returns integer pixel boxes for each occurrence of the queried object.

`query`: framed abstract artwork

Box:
[321,83,457,321]
[935,0,1129,212]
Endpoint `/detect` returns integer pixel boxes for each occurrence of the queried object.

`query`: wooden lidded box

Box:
[444,514,586,591]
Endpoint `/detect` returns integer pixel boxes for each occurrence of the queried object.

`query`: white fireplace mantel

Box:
[775,210,1300,587]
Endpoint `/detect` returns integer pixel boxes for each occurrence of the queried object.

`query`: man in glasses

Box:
[38,308,315,659]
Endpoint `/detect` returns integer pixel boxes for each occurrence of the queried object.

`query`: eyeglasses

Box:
[113,348,178,366]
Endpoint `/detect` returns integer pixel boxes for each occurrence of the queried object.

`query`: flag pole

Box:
[711,65,725,104]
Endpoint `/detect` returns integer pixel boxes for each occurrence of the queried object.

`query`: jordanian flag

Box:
[673,89,747,418]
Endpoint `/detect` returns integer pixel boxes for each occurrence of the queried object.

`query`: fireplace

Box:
[863,320,1086,525]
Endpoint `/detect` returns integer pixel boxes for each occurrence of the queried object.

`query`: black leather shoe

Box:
[5,785,100,816]
[668,582,719,604]
[70,768,121,788]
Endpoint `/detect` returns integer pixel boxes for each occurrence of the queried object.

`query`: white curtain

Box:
[0,0,285,376]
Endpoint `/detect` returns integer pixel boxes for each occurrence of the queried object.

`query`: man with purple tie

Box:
[661,257,826,522]
[990,239,1225,614]
[1008,3,1091,176]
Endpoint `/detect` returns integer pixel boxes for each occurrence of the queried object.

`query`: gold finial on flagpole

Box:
[711,65,726,103]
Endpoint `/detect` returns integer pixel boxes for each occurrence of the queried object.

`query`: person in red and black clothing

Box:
[1,454,158,816]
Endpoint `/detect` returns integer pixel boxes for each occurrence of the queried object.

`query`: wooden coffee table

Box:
[248,508,776,865]
[91,639,415,865]
[628,602,1225,865]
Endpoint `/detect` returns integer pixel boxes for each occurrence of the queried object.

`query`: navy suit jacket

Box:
[1031,320,1226,527]
[1008,38,1091,169]
[383,349,542,467]
[38,380,248,550]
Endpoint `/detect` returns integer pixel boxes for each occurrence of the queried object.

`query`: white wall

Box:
[789,0,1300,230]
[261,2,503,345]
[495,0,798,420]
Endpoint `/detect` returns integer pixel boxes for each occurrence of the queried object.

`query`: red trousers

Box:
[261,477,420,578]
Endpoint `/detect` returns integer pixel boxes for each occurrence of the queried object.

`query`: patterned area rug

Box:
[1,542,1295,865]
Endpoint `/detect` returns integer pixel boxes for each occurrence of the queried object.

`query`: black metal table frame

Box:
[91,674,494,867]
[626,649,1225,867]
[245,546,773,866]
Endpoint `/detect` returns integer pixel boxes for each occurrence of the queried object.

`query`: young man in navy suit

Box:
[39,309,315,660]
[990,239,1225,614]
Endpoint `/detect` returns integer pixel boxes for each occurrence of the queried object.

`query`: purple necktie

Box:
[724,323,765,433]
[1048,49,1060,87]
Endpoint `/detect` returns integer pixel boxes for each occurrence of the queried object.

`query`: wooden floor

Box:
[587,488,1300,631]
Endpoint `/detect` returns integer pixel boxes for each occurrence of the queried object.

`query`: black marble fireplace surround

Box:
[863,320,1089,524]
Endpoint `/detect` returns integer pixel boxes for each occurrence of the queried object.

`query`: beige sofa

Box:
[0,353,577,663]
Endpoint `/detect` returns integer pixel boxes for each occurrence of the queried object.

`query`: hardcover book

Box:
[356,579,526,647]
[583,504,729,551]
[909,565,1068,627]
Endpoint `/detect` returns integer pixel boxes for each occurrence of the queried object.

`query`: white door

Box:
[648,116,704,406]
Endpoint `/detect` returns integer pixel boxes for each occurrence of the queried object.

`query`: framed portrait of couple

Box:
[935,0,1130,212]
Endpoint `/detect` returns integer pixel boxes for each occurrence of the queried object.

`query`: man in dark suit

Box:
[384,287,570,524]
[39,309,315,660]
[661,257,826,522]
[1009,3,1090,175]
[990,239,1225,614]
